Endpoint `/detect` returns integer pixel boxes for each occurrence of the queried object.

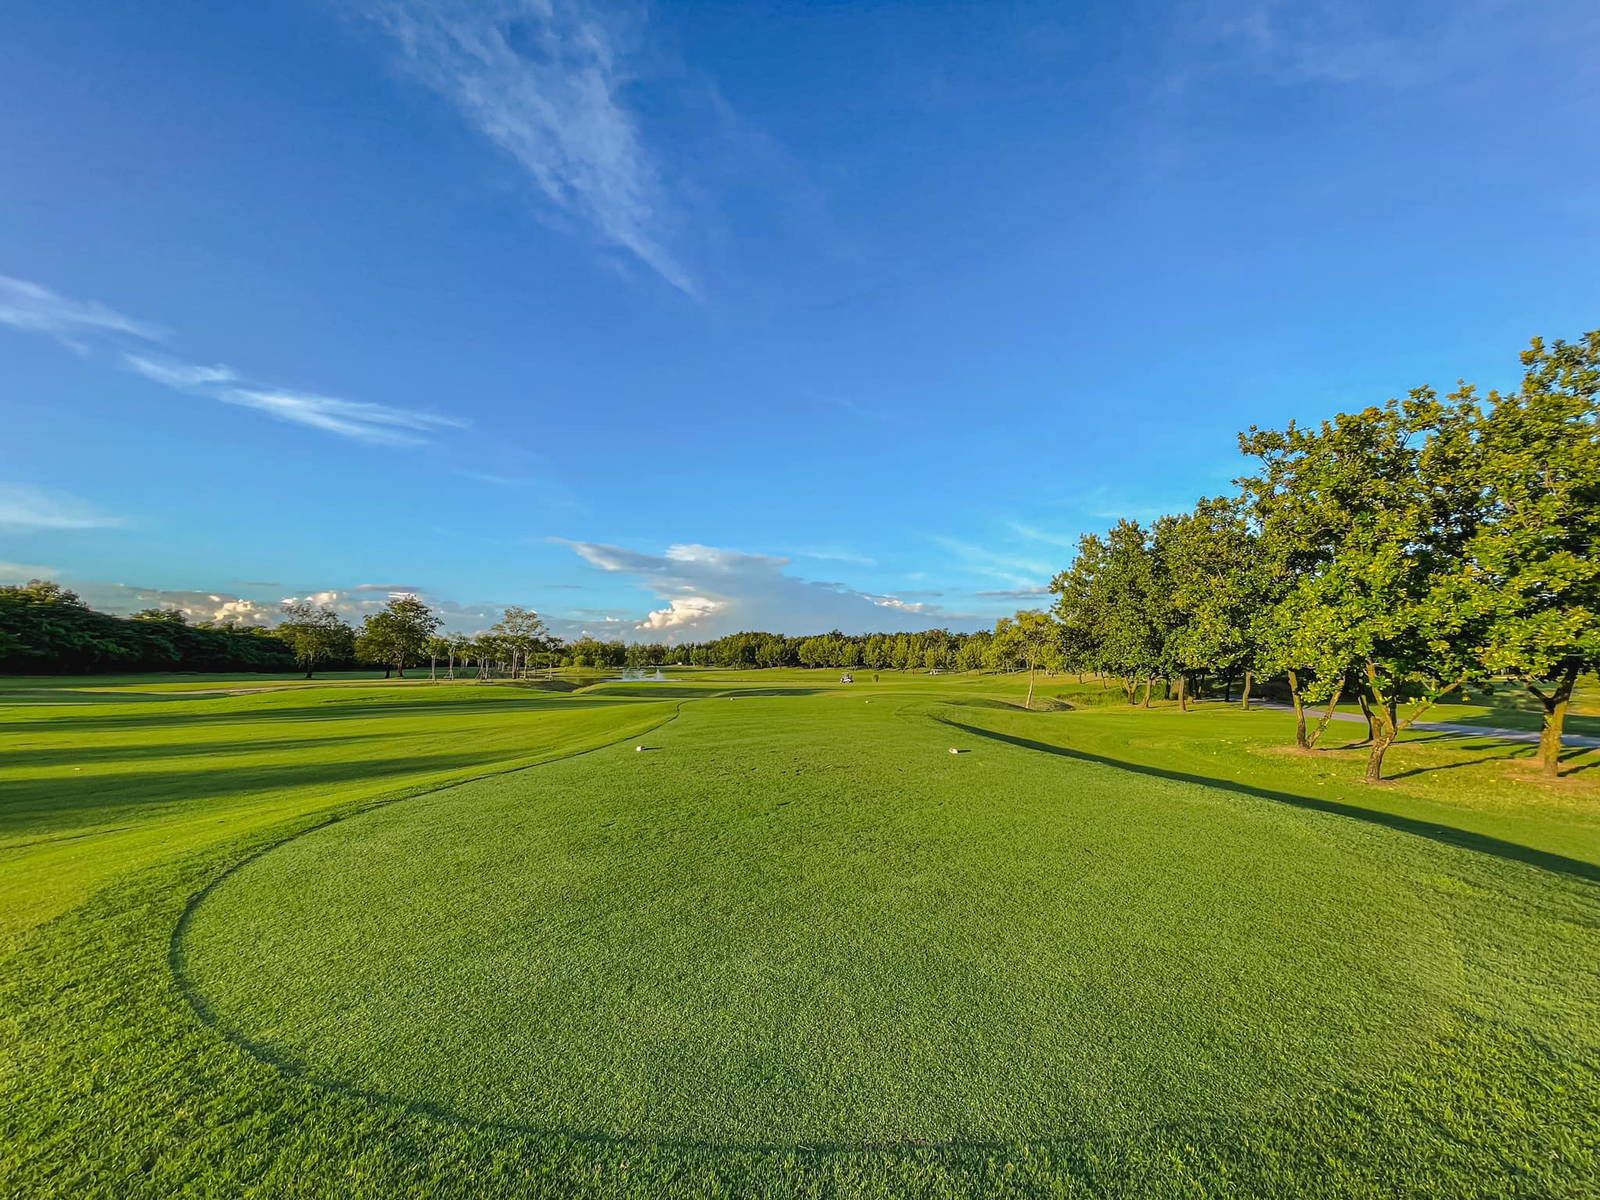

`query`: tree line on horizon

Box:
[3,332,1591,780]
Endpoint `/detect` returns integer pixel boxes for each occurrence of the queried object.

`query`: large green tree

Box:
[1242,392,1488,781]
[275,602,354,679]
[1450,332,1600,775]
[1161,496,1267,711]
[1052,521,1166,705]
[991,610,1061,709]
[0,580,295,674]
[490,606,548,679]
[354,595,440,678]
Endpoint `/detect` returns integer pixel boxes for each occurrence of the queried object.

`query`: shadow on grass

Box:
[1560,747,1600,775]
[0,688,203,706]
[0,752,505,839]
[0,694,651,733]
[1,734,381,769]
[583,685,739,699]
[1388,746,1531,781]
[936,718,1600,885]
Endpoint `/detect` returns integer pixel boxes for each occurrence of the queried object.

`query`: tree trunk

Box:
[1531,663,1580,778]
[430,655,437,681]
[1362,665,1401,783]
[1364,699,1398,783]
[1177,674,1189,711]
[395,661,405,679]
[1355,689,1375,744]
[1222,672,1233,704]
[1141,677,1153,708]
[1287,669,1308,750]
[1025,663,1036,710]
[1306,682,1346,750]
[1240,670,1253,711]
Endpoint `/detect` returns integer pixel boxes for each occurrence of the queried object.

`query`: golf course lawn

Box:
[3,670,1598,1197]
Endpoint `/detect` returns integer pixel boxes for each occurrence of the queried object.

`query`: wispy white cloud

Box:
[1046,484,1181,524]
[928,535,1054,588]
[0,560,59,582]
[457,470,537,487]
[221,386,464,446]
[1,274,470,449]
[791,545,878,567]
[975,585,1050,600]
[1007,521,1079,549]
[1166,0,1554,93]
[360,0,696,294]
[802,389,888,422]
[0,484,124,533]
[0,275,165,345]
[121,352,466,446]
[120,354,238,388]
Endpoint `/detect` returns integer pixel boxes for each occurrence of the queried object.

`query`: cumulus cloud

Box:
[638,594,722,632]
[54,578,505,633]
[69,581,280,626]
[0,484,124,532]
[360,0,696,294]
[0,275,165,345]
[277,586,503,630]
[557,539,986,640]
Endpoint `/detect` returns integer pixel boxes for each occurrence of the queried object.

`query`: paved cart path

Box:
[1253,702,1600,748]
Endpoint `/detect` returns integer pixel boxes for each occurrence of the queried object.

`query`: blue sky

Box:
[2,0,1597,640]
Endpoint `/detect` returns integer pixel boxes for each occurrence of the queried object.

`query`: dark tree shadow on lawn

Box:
[1387,746,1531,781]
[0,694,653,733]
[1,751,505,841]
[1557,748,1600,776]
[1,734,382,769]
[936,718,1600,886]
[0,687,204,706]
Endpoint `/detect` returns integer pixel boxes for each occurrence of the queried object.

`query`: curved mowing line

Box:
[168,699,688,1025]
[166,691,1437,1157]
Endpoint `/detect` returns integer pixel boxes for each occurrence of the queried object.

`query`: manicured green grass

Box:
[3,671,1597,1197]
[0,678,674,946]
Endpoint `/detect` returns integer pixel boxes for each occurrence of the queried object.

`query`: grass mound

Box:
[179,694,1590,1149]
[4,670,1598,1197]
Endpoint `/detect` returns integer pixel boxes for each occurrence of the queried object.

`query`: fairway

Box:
[5,671,1599,1197]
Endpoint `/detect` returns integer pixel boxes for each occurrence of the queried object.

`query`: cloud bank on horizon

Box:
[0,537,1025,642]
[559,540,989,640]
